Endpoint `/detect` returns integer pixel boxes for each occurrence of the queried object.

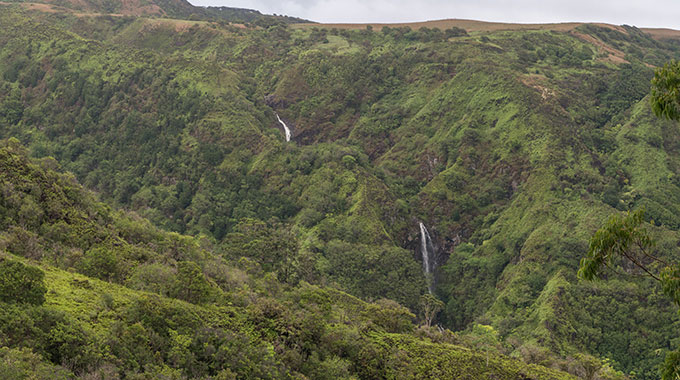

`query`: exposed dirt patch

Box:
[20,2,59,12]
[0,1,60,12]
[118,0,163,16]
[521,74,554,101]
[569,30,628,65]
[34,0,92,12]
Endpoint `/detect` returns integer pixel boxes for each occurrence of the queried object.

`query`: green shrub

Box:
[0,259,47,305]
[172,261,215,304]
[77,247,122,282]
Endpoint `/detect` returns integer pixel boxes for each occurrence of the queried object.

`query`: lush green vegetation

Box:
[2,2,680,378]
[0,141,579,378]
[579,209,680,379]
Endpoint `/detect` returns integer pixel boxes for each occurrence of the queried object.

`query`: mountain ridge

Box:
[4,0,679,40]
[293,18,680,41]
[0,0,310,22]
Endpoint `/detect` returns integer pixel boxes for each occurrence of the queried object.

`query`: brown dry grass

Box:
[641,28,680,41]
[19,2,59,12]
[0,1,61,12]
[118,0,164,16]
[292,19,617,33]
[0,0,162,16]
[569,30,628,64]
[0,1,107,14]
[294,18,680,42]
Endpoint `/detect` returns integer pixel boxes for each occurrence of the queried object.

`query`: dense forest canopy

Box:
[2,0,680,378]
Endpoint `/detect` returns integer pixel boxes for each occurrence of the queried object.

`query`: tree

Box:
[470,324,500,367]
[0,347,73,380]
[578,210,664,282]
[0,259,47,305]
[365,299,415,333]
[651,60,680,121]
[419,294,444,328]
[579,209,680,379]
[583,63,680,380]
[221,218,298,283]
[78,247,121,282]
[172,261,214,304]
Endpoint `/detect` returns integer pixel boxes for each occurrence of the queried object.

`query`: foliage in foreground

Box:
[580,209,680,379]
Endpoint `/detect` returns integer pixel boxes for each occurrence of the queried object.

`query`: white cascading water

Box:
[276,113,291,142]
[419,222,435,293]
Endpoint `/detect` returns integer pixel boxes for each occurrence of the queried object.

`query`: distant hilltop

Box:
[0,0,310,23]
[293,18,680,41]
[2,0,679,42]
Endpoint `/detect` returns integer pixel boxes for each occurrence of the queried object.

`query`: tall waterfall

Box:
[419,222,435,294]
[276,113,291,142]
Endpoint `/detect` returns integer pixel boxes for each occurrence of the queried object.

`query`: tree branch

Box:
[620,249,662,282]
[603,260,646,279]
[635,238,669,266]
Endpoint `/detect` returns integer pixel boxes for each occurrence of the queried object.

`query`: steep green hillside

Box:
[1,4,680,378]
[0,140,579,379]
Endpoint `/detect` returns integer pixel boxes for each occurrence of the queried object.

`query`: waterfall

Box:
[276,113,291,142]
[419,222,435,294]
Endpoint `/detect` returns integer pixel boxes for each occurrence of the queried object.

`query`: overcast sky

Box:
[187,0,680,29]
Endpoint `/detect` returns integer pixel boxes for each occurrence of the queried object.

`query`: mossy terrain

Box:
[1,3,680,378]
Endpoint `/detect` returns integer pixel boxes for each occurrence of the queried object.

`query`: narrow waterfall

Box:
[276,113,291,142]
[419,222,435,294]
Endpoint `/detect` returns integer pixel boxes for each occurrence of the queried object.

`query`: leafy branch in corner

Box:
[579,209,680,379]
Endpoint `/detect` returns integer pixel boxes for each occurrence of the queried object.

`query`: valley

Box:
[1,0,680,378]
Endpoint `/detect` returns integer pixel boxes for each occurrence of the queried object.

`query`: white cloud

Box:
[188,0,680,29]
